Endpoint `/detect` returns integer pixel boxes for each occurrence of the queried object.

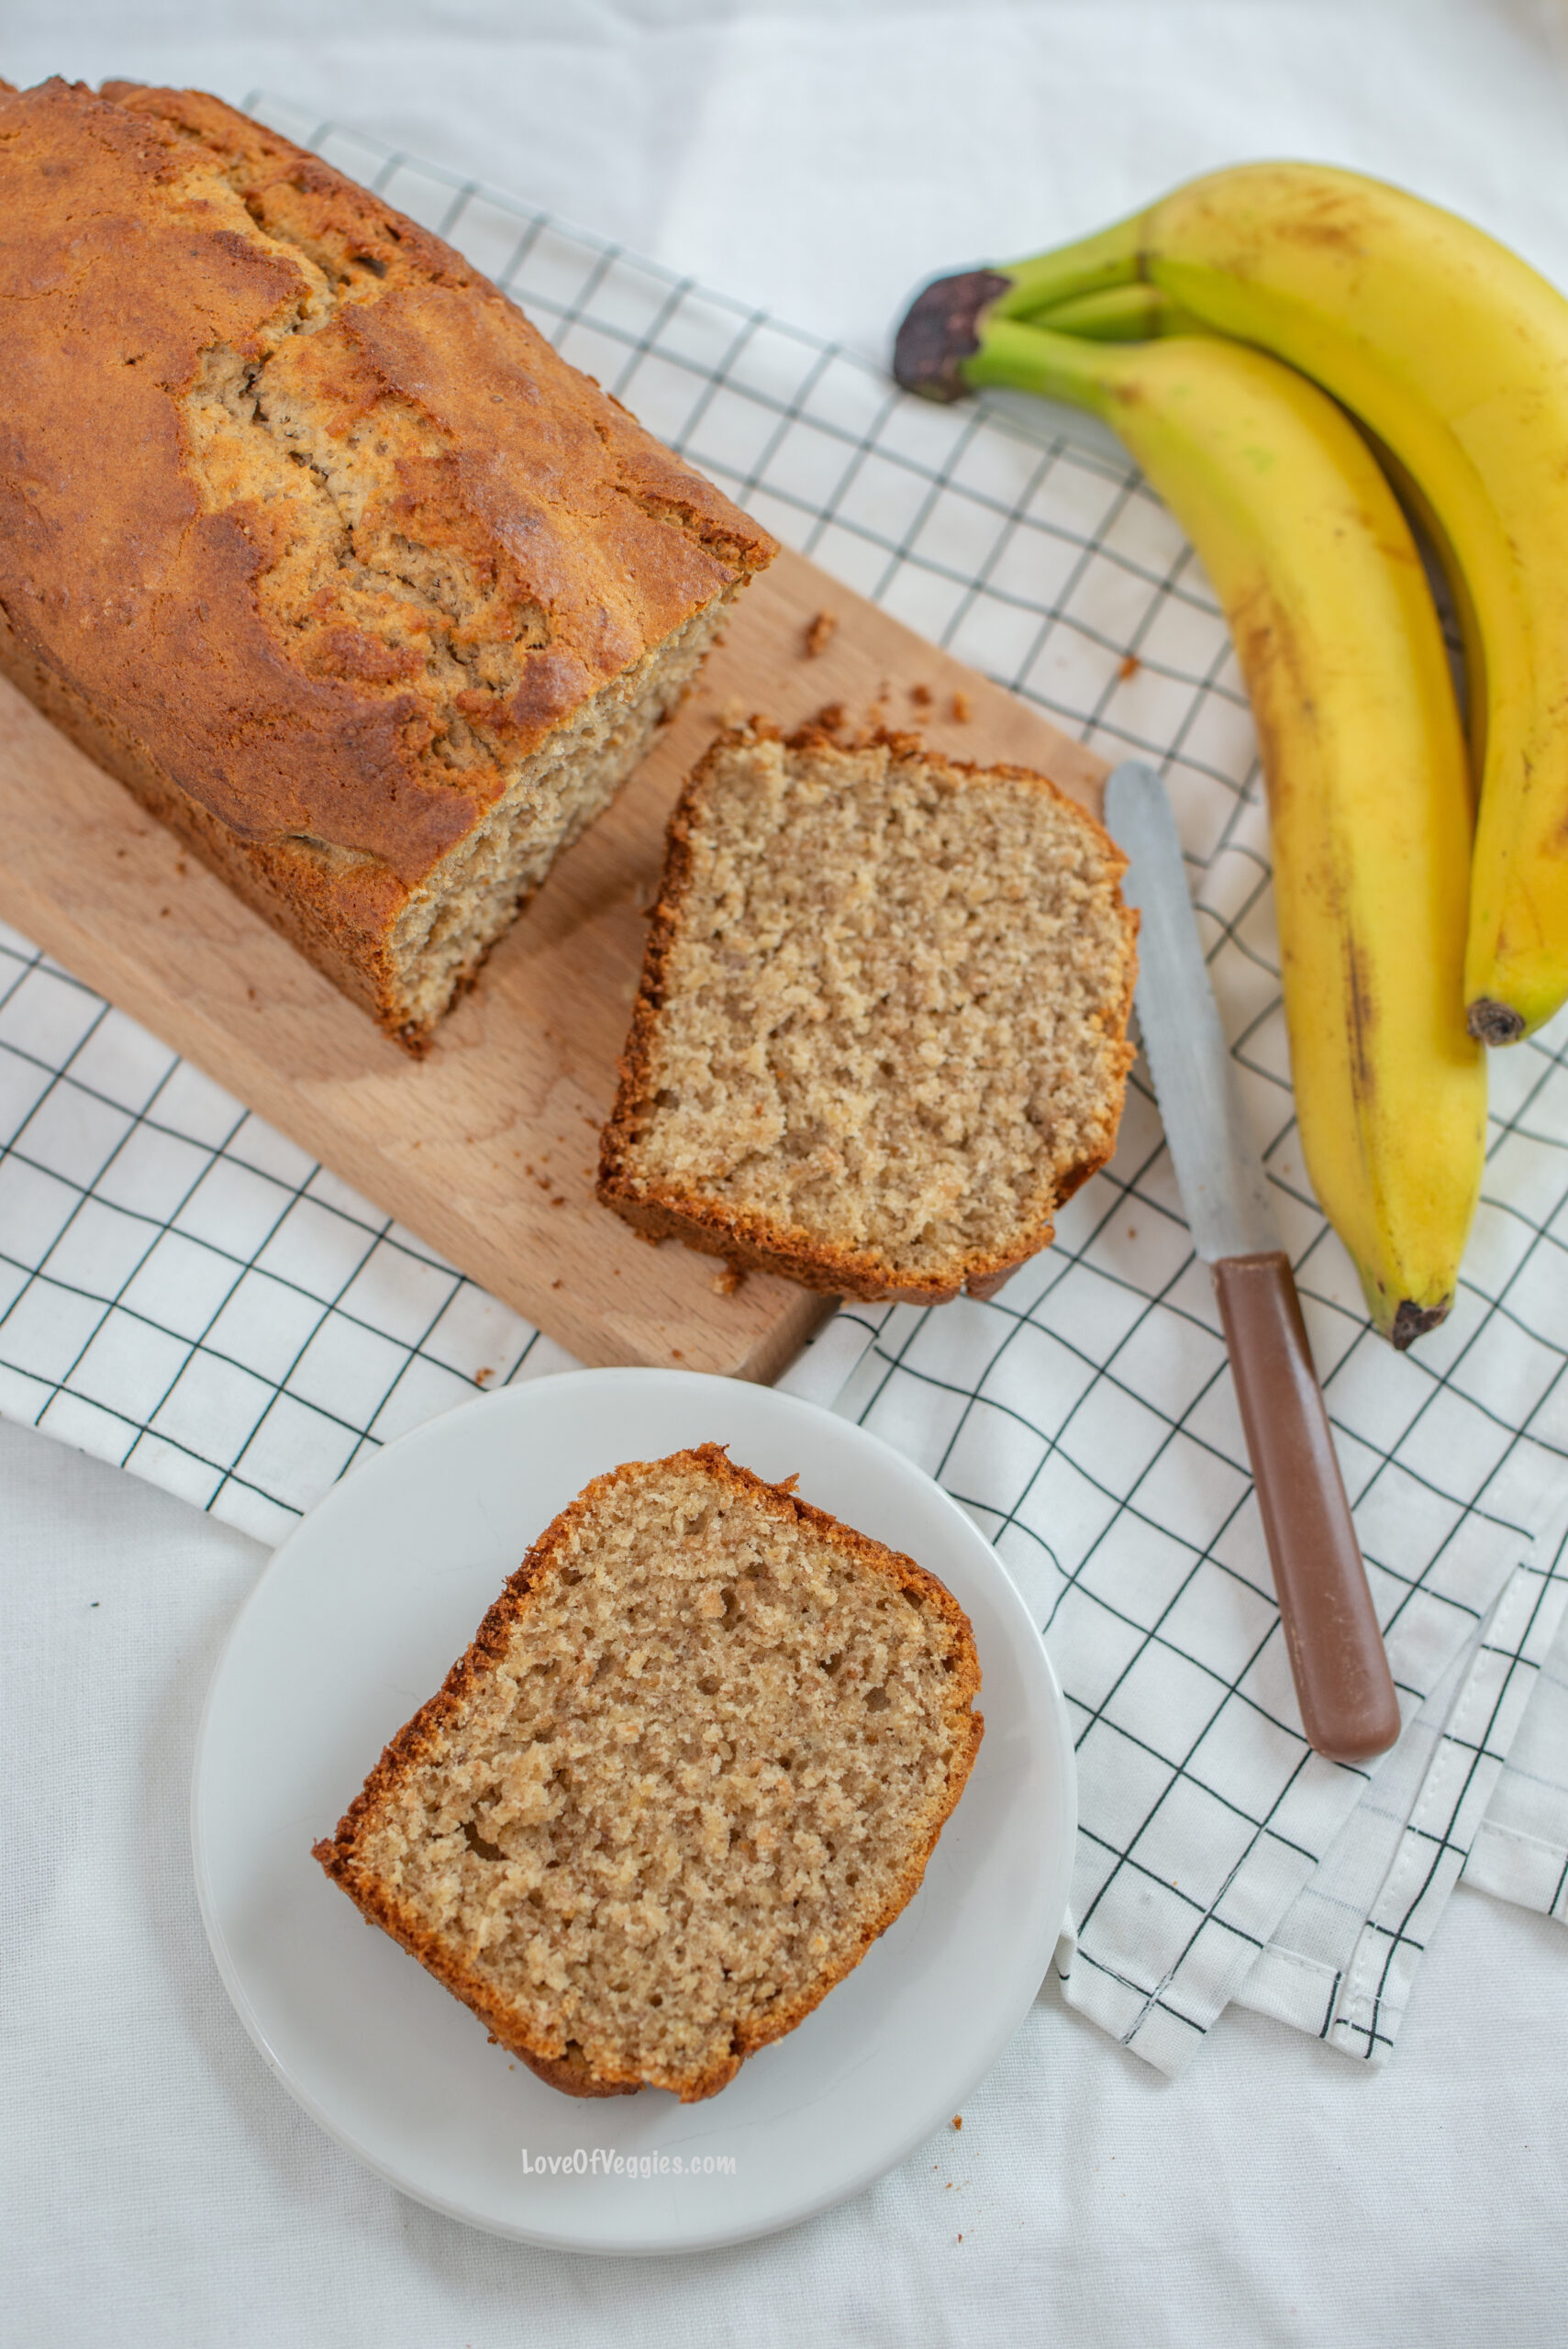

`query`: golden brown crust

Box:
[313,1443,984,2101]
[0,604,419,1040]
[596,726,1139,1301]
[514,2043,644,2099]
[0,78,773,1043]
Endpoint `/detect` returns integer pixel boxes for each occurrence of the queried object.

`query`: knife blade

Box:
[1103,761,1400,1766]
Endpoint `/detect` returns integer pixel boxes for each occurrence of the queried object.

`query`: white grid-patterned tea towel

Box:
[1,98,1564,2076]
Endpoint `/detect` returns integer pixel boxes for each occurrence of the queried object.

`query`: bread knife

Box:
[1102,761,1401,1765]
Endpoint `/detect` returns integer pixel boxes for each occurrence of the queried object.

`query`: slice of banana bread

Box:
[597,727,1138,1301]
[313,1445,983,2101]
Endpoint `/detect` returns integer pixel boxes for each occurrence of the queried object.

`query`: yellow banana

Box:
[940,166,1568,1044]
[895,316,1485,1343]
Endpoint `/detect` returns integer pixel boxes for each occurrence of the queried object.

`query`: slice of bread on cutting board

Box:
[313,1444,983,2100]
[597,725,1138,1301]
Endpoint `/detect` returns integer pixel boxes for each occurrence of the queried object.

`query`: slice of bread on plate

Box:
[597,725,1137,1300]
[313,1445,982,2100]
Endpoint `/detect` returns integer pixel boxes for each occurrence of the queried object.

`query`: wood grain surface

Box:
[0,546,1106,1380]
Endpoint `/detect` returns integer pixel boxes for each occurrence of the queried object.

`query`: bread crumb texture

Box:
[315,1447,983,2099]
[600,730,1137,1299]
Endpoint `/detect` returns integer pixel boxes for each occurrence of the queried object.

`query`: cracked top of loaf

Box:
[0,79,774,885]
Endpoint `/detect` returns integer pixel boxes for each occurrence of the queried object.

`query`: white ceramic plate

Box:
[193,1369,1075,2254]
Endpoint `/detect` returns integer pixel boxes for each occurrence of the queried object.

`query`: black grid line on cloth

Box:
[847,1151,1530,1642]
[3,1008,251,1417]
[1213,1545,1568,2059]
[1448,1529,1568,1936]
[839,1253,1561,1605]
[1328,1568,1563,2059]
[0,101,1563,2066]
[831,1071,1568,2052]
[834,1277,1320,2009]
[0,935,552,1536]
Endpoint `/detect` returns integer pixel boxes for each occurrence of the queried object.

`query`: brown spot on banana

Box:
[1344,938,1378,1106]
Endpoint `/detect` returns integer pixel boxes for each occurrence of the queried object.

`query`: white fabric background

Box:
[6,2,1568,2339]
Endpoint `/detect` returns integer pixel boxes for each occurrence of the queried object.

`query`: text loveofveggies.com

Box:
[520,2150,737,2178]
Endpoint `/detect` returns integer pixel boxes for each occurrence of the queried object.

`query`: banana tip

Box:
[892,268,1010,402]
[1467,996,1527,1046]
[1389,1297,1451,1351]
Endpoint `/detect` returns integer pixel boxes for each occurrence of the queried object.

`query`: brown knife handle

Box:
[1212,1252,1401,1765]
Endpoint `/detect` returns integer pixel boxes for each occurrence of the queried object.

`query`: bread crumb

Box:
[910,684,932,708]
[810,702,847,734]
[951,691,973,724]
[474,1367,494,1387]
[1118,653,1140,681]
[711,1264,745,1297]
[717,694,748,728]
[951,2115,962,2131]
[805,609,839,657]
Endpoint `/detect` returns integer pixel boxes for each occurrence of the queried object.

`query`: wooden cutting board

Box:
[0,547,1106,1381]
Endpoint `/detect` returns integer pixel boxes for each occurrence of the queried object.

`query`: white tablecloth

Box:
[6,3,1568,2339]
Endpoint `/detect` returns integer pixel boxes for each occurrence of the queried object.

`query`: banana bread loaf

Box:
[598,726,1138,1301]
[0,79,774,1048]
[313,1444,983,2101]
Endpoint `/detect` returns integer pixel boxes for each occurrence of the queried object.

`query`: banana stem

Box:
[989,217,1143,319]
[893,229,1151,404]
[961,315,1131,419]
[1028,284,1208,341]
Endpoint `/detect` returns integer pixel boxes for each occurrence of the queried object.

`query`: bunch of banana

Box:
[889,312,1483,1344]
[892,185,1530,1353]
[895,163,1568,1048]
